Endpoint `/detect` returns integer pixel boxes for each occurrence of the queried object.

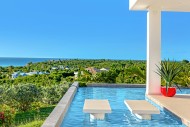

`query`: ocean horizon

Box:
[0,57,64,67]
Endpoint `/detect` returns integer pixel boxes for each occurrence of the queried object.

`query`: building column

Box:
[146,10,161,95]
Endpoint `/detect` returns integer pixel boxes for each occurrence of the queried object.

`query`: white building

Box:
[100,68,109,72]
[12,72,19,79]
[26,72,38,76]
[52,67,58,70]
[74,72,79,79]
[11,71,48,79]
[65,66,69,70]
[59,65,64,70]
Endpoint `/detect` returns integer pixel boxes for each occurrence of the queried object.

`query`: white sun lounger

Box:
[83,99,112,120]
[124,100,160,120]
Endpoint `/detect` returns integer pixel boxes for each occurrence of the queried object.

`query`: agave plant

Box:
[156,59,182,94]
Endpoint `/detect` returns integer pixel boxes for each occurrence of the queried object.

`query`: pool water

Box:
[61,88,189,127]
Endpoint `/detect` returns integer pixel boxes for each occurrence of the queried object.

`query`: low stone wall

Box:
[42,82,79,127]
[87,83,146,88]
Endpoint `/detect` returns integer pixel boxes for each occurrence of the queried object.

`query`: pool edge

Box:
[146,94,189,127]
[41,82,79,127]
[87,83,146,88]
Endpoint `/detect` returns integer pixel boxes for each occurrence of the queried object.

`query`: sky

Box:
[0,0,190,60]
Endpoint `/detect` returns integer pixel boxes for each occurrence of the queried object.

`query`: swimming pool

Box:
[61,87,189,127]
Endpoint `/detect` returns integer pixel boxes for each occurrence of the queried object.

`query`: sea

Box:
[0,57,63,67]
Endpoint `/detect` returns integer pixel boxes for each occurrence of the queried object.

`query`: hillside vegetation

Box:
[0,59,190,126]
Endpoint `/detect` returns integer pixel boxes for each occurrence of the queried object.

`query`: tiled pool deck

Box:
[147,94,190,127]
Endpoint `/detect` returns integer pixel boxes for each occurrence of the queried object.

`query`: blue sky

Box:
[0,0,190,60]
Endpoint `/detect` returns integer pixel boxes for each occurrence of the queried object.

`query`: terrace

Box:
[129,0,190,126]
[42,0,190,127]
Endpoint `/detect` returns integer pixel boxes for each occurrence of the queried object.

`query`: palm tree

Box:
[128,67,146,80]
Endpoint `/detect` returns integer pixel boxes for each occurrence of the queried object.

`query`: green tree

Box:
[182,59,189,64]
[13,84,41,111]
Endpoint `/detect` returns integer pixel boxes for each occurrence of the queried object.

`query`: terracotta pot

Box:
[161,87,176,97]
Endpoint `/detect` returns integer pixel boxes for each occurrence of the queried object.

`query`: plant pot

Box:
[161,87,176,97]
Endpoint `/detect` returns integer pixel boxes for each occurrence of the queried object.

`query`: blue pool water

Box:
[61,88,189,127]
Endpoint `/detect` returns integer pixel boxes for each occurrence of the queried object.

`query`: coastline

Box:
[0,57,64,67]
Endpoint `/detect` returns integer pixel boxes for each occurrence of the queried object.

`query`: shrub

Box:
[79,82,87,87]
[3,86,18,108]
[0,85,5,104]
[13,84,41,111]
[17,120,43,127]
[0,104,16,127]
[182,59,189,64]
[42,86,61,105]
[31,102,45,112]
[65,76,74,82]
[42,84,68,105]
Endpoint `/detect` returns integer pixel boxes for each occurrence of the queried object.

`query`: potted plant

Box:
[156,59,182,97]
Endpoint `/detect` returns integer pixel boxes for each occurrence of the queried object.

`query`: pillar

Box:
[146,10,161,95]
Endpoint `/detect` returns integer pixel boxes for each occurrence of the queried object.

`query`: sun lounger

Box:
[124,100,160,120]
[83,99,112,120]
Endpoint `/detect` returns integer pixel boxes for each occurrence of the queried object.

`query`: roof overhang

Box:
[129,0,190,12]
